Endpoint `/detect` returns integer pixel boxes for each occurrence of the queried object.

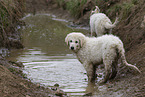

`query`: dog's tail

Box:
[105,17,119,29]
[116,43,141,74]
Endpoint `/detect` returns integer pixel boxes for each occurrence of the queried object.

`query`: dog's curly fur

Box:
[65,32,141,84]
[90,12,119,37]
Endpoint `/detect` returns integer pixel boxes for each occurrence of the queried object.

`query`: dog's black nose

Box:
[71,46,74,50]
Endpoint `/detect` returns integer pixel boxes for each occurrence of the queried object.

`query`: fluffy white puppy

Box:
[65,32,141,84]
[90,11,119,37]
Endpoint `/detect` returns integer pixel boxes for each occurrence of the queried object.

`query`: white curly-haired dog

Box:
[65,32,141,84]
[90,6,119,37]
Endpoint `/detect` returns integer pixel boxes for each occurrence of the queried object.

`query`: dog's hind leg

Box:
[95,23,105,36]
[109,57,118,79]
[90,28,93,36]
[99,48,117,84]
[109,50,119,79]
[109,29,112,34]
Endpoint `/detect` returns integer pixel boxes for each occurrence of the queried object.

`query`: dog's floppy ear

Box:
[78,33,86,48]
[79,36,85,48]
[65,35,69,46]
[79,39,83,48]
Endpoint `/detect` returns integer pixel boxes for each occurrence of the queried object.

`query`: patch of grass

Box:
[8,67,20,75]
[131,0,139,5]
[66,0,87,18]
[55,0,66,9]
[107,3,122,17]
[8,67,27,78]
[122,2,135,19]
[106,0,136,20]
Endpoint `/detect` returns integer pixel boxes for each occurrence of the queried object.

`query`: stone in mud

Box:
[51,83,59,91]
[51,83,67,96]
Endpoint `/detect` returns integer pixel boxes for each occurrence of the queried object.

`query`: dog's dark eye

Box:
[75,41,78,43]
[70,40,72,42]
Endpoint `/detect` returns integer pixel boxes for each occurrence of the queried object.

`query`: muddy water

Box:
[7,14,90,96]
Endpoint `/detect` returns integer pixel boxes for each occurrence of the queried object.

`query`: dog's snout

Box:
[71,46,74,50]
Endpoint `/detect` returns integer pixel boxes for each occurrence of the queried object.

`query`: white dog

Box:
[65,32,141,84]
[90,6,119,37]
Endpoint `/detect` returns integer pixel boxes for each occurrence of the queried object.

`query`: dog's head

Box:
[65,32,86,52]
[91,6,100,15]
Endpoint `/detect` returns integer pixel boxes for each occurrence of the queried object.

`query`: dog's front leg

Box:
[84,62,96,83]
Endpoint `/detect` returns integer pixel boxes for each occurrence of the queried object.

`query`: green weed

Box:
[66,0,87,18]
[122,2,135,19]
[131,0,139,5]
[107,4,122,16]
